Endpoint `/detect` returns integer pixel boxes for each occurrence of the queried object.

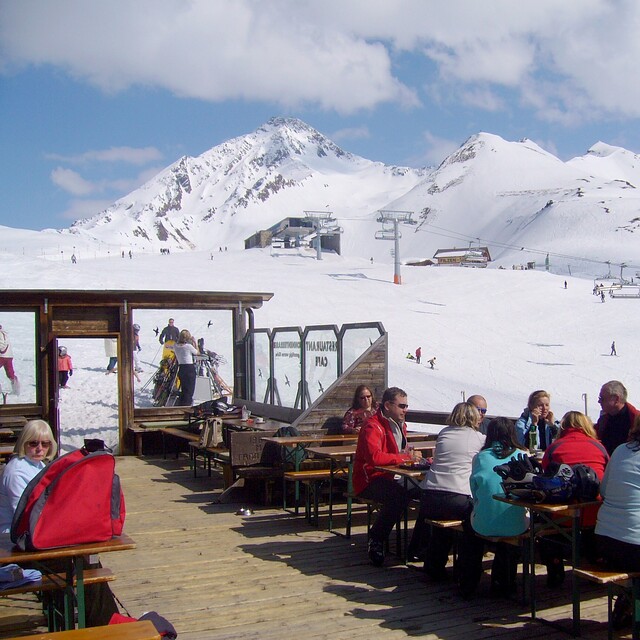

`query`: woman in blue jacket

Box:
[459,417,529,597]
[515,389,559,451]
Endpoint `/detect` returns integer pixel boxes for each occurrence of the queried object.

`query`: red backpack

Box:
[11,449,126,550]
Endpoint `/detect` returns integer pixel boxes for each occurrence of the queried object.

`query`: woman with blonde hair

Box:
[540,411,609,586]
[515,389,559,451]
[410,402,486,581]
[174,329,199,406]
[0,420,57,532]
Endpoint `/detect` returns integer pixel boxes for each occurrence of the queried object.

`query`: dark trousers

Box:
[358,477,418,543]
[458,532,520,594]
[177,363,196,406]
[58,371,70,387]
[597,534,640,572]
[411,489,473,577]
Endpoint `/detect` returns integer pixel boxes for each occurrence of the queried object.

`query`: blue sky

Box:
[3,0,640,231]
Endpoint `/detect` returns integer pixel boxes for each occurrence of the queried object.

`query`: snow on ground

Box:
[0,245,637,448]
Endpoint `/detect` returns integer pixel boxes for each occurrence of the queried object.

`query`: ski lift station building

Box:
[244,216,342,254]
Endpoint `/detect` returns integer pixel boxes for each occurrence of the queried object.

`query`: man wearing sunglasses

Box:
[353,386,422,567]
[468,394,490,435]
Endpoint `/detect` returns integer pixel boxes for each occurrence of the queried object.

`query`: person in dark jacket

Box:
[596,380,639,455]
[159,318,180,345]
[353,387,422,567]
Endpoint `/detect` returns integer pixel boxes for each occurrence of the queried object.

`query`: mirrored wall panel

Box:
[57,337,119,453]
[0,311,37,405]
[132,309,234,407]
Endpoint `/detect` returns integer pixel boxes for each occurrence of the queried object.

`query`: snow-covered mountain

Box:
[64,117,427,252]
[3,118,640,276]
[387,133,640,273]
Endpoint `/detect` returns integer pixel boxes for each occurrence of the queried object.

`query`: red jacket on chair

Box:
[353,408,410,495]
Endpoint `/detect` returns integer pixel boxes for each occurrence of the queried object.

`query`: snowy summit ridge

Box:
[66,117,426,251]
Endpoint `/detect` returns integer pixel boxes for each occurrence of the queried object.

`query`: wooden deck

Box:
[1,455,629,639]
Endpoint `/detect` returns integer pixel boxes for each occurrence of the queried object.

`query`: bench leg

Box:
[633,577,640,640]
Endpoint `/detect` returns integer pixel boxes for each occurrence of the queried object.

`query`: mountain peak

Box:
[254,116,349,161]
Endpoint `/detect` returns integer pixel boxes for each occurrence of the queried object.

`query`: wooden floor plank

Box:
[0,455,627,639]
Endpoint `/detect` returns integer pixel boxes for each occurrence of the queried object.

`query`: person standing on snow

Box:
[159,318,179,345]
[415,346,422,364]
[0,325,19,395]
[104,338,118,375]
[611,341,617,356]
[57,346,73,388]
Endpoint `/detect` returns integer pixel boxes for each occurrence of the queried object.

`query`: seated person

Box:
[412,402,485,582]
[596,380,639,455]
[515,389,559,451]
[0,420,119,627]
[540,411,609,586]
[461,417,529,597]
[0,420,57,532]
[341,385,378,434]
[353,386,421,567]
[595,415,640,628]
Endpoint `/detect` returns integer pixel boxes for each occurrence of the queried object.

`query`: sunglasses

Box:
[391,402,409,409]
[27,440,51,448]
[477,408,487,414]
[359,394,372,399]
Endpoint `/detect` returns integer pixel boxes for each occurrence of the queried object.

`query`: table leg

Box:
[632,577,640,640]
[328,459,335,532]
[572,512,581,637]
[530,516,537,621]
[345,458,353,539]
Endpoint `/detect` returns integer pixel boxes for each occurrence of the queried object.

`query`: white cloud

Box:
[417,131,461,166]
[330,126,371,143]
[58,199,112,221]
[51,167,95,196]
[46,146,163,166]
[108,166,165,193]
[3,0,640,122]
[0,0,417,114]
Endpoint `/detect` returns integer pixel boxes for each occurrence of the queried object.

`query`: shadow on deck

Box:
[0,456,625,639]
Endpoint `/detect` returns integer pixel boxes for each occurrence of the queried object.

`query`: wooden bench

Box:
[0,567,115,597]
[283,467,346,524]
[6,619,160,640]
[188,441,230,476]
[1,567,117,635]
[343,493,403,556]
[159,427,200,460]
[574,565,640,640]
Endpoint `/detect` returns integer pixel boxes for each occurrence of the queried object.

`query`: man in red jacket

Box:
[353,386,422,566]
[596,380,639,455]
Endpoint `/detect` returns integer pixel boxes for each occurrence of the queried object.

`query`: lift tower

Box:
[375,210,416,284]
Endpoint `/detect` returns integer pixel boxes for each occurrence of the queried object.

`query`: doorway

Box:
[56,337,120,454]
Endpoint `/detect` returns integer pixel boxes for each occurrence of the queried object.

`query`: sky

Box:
[4,0,640,231]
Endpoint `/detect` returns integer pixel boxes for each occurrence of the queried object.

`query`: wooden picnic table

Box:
[494,494,601,636]
[8,619,160,640]
[305,442,434,535]
[0,415,27,428]
[0,533,136,631]
[0,444,14,462]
